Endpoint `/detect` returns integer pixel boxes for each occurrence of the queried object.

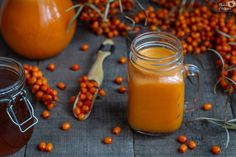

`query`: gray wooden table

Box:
[1,10,236,157]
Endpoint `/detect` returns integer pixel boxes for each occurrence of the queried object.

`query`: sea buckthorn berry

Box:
[80,82,87,88]
[91,81,98,88]
[77,101,83,107]
[47,63,55,72]
[61,122,71,131]
[98,89,106,96]
[79,94,86,101]
[118,86,126,94]
[80,44,89,51]
[41,110,50,119]
[103,137,113,144]
[114,76,123,84]
[112,126,121,135]
[211,145,221,155]
[45,143,53,152]
[187,140,197,150]
[89,87,97,94]
[38,141,46,151]
[202,103,213,111]
[70,64,80,71]
[40,85,48,92]
[119,56,127,64]
[47,103,55,110]
[86,82,93,88]
[56,82,66,90]
[86,93,93,100]
[177,135,187,144]
[74,107,81,115]
[84,100,91,106]
[178,144,188,153]
[69,96,76,104]
[79,75,88,82]
[149,25,157,31]
[36,91,44,100]
[78,113,86,120]
[28,77,37,85]
[81,87,87,94]
[82,105,90,112]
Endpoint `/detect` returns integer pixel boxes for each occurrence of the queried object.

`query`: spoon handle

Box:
[88,50,111,86]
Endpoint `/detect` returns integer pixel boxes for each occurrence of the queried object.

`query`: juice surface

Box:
[128,47,184,133]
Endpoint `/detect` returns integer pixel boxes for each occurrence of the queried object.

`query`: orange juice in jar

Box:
[128,32,199,135]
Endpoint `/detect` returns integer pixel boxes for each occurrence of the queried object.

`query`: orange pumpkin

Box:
[0,0,76,59]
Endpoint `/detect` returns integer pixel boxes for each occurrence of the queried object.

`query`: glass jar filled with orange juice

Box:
[128,32,199,135]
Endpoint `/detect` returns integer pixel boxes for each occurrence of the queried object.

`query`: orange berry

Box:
[78,113,86,120]
[41,110,50,119]
[114,76,123,84]
[103,137,112,144]
[118,86,126,94]
[56,82,66,90]
[177,135,187,144]
[178,144,188,153]
[47,63,55,72]
[187,140,197,150]
[69,96,76,104]
[45,143,53,152]
[74,107,81,115]
[118,56,127,64]
[149,25,157,31]
[112,126,121,135]
[80,44,89,51]
[47,103,55,110]
[98,89,106,96]
[202,103,213,111]
[79,94,86,101]
[61,122,71,131]
[211,145,221,155]
[70,64,80,71]
[36,91,44,100]
[38,141,46,151]
[82,105,90,112]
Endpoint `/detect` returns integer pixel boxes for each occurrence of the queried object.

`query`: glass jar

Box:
[0,0,76,59]
[0,57,38,156]
[128,32,199,135]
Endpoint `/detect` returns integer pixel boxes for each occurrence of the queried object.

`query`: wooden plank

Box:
[24,26,134,157]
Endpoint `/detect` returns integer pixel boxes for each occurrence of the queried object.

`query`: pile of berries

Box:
[24,64,58,110]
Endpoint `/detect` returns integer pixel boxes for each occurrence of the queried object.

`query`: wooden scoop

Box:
[73,39,115,120]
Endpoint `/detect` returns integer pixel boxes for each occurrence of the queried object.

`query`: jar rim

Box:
[130,31,183,66]
[0,57,25,97]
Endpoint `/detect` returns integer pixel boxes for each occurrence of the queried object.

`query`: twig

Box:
[207,48,225,70]
[65,4,81,12]
[134,0,148,26]
[66,6,84,33]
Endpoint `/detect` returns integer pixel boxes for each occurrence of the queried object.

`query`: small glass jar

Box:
[0,57,38,156]
[128,32,199,135]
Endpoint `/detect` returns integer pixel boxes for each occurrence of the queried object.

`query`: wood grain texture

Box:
[23,27,133,157]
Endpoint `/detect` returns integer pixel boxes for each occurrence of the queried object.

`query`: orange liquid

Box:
[0,0,76,59]
[128,47,184,133]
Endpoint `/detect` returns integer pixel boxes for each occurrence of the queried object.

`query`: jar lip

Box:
[0,57,25,97]
[131,31,183,65]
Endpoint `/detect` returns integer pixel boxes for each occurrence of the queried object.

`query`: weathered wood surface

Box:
[0,1,236,157]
